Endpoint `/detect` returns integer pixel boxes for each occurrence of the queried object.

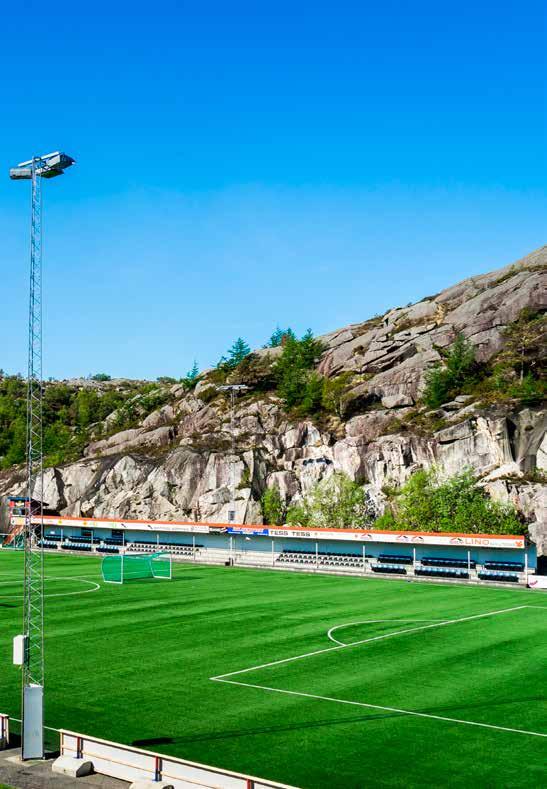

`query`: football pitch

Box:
[0,552,545,788]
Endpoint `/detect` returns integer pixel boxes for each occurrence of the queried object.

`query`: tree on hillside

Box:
[261,485,286,525]
[181,360,200,390]
[423,334,477,408]
[266,326,296,348]
[273,330,325,413]
[497,309,546,383]
[187,360,200,381]
[380,467,525,535]
[287,472,374,529]
[218,338,251,371]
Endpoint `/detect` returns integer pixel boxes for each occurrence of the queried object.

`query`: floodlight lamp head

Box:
[9,151,75,180]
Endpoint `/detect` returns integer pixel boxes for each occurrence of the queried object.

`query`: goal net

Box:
[102,551,172,584]
[1,526,25,550]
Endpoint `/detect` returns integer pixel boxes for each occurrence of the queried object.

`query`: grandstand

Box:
[3,510,537,588]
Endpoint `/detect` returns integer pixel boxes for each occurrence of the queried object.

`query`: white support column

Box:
[192,534,196,562]
[315,541,319,570]
[467,550,471,575]
[413,546,416,574]
[272,539,275,567]
[156,533,159,547]
[362,544,366,575]
[525,552,528,585]
[230,535,234,565]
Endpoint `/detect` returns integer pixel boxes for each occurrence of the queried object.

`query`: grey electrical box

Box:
[22,684,43,760]
[228,510,235,522]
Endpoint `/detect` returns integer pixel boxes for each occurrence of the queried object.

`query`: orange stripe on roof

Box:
[35,514,525,542]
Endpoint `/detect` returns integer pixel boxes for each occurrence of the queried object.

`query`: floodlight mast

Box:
[10,152,75,760]
[218,385,249,523]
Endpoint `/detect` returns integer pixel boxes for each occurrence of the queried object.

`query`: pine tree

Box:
[266,326,296,348]
[218,338,251,370]
[187,360,199,381]
[423,334,477,408]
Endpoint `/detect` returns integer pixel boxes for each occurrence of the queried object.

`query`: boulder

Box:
[381,393,414,409]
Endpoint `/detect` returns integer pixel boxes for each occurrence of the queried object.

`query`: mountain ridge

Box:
[1,245,546,552]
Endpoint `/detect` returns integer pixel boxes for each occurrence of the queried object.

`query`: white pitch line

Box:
[211,605,528,681]
[213,679,547,739]
[327,619,447,646]
[0,577,100,600]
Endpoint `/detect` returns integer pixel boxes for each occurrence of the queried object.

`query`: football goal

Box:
[102,551,172,584]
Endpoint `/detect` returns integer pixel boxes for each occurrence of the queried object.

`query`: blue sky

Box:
[1,1,545,379]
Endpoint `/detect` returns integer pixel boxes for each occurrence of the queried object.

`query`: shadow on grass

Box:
[157,693,545,746]
[132,736,174,747]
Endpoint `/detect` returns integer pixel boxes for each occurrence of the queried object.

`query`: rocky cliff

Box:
[1,247,546,549]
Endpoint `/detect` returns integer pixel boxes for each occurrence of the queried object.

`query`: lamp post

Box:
[218,384,249,523]
[10,151,75,759]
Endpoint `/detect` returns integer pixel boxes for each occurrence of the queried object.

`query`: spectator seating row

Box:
[478,571,519,583]
[38,539,59,549]
[61,542,92,552]
[377,554,412,564]
[321,555,362,567]
[277,551,362,567]
[484,561,524,572]
[126,541,202,556]
[415,567,469,579]
[96,546,119,554]
[277,551,314,563]
[421,556,475,569]
[371,564,407,575]
[277,553,315,565]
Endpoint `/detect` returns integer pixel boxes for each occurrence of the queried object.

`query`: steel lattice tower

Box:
[23,160,45,695]
[10,151,75,759]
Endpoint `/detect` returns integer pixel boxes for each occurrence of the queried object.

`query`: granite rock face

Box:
[1,247,545,549]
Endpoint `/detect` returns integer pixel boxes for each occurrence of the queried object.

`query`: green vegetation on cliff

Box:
[378,468,525,535]
[0,376,170,469]
[423,311,546,409]
[266,467,524,536]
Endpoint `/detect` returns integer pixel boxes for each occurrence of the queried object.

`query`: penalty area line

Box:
[212,678,547,739]
[211,605,528,681]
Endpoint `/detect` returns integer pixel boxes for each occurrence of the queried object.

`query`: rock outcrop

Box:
[1,246,546,549]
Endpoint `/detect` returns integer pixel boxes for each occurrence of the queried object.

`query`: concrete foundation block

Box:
[52,755,93,777]
[130,782,174,789]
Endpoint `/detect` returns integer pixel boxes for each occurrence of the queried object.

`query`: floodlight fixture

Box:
[10,151,75,181]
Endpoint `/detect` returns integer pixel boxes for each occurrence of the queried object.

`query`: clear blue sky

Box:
[1,1,545,380]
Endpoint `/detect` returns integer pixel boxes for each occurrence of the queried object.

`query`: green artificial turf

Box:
[0,551,545,788]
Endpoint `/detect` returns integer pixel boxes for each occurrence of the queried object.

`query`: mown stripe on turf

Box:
[213,679,547,738]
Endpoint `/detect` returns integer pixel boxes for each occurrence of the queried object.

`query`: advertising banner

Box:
[527,576,547,590]
[267,527,525,549]
[228,527,269,536]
